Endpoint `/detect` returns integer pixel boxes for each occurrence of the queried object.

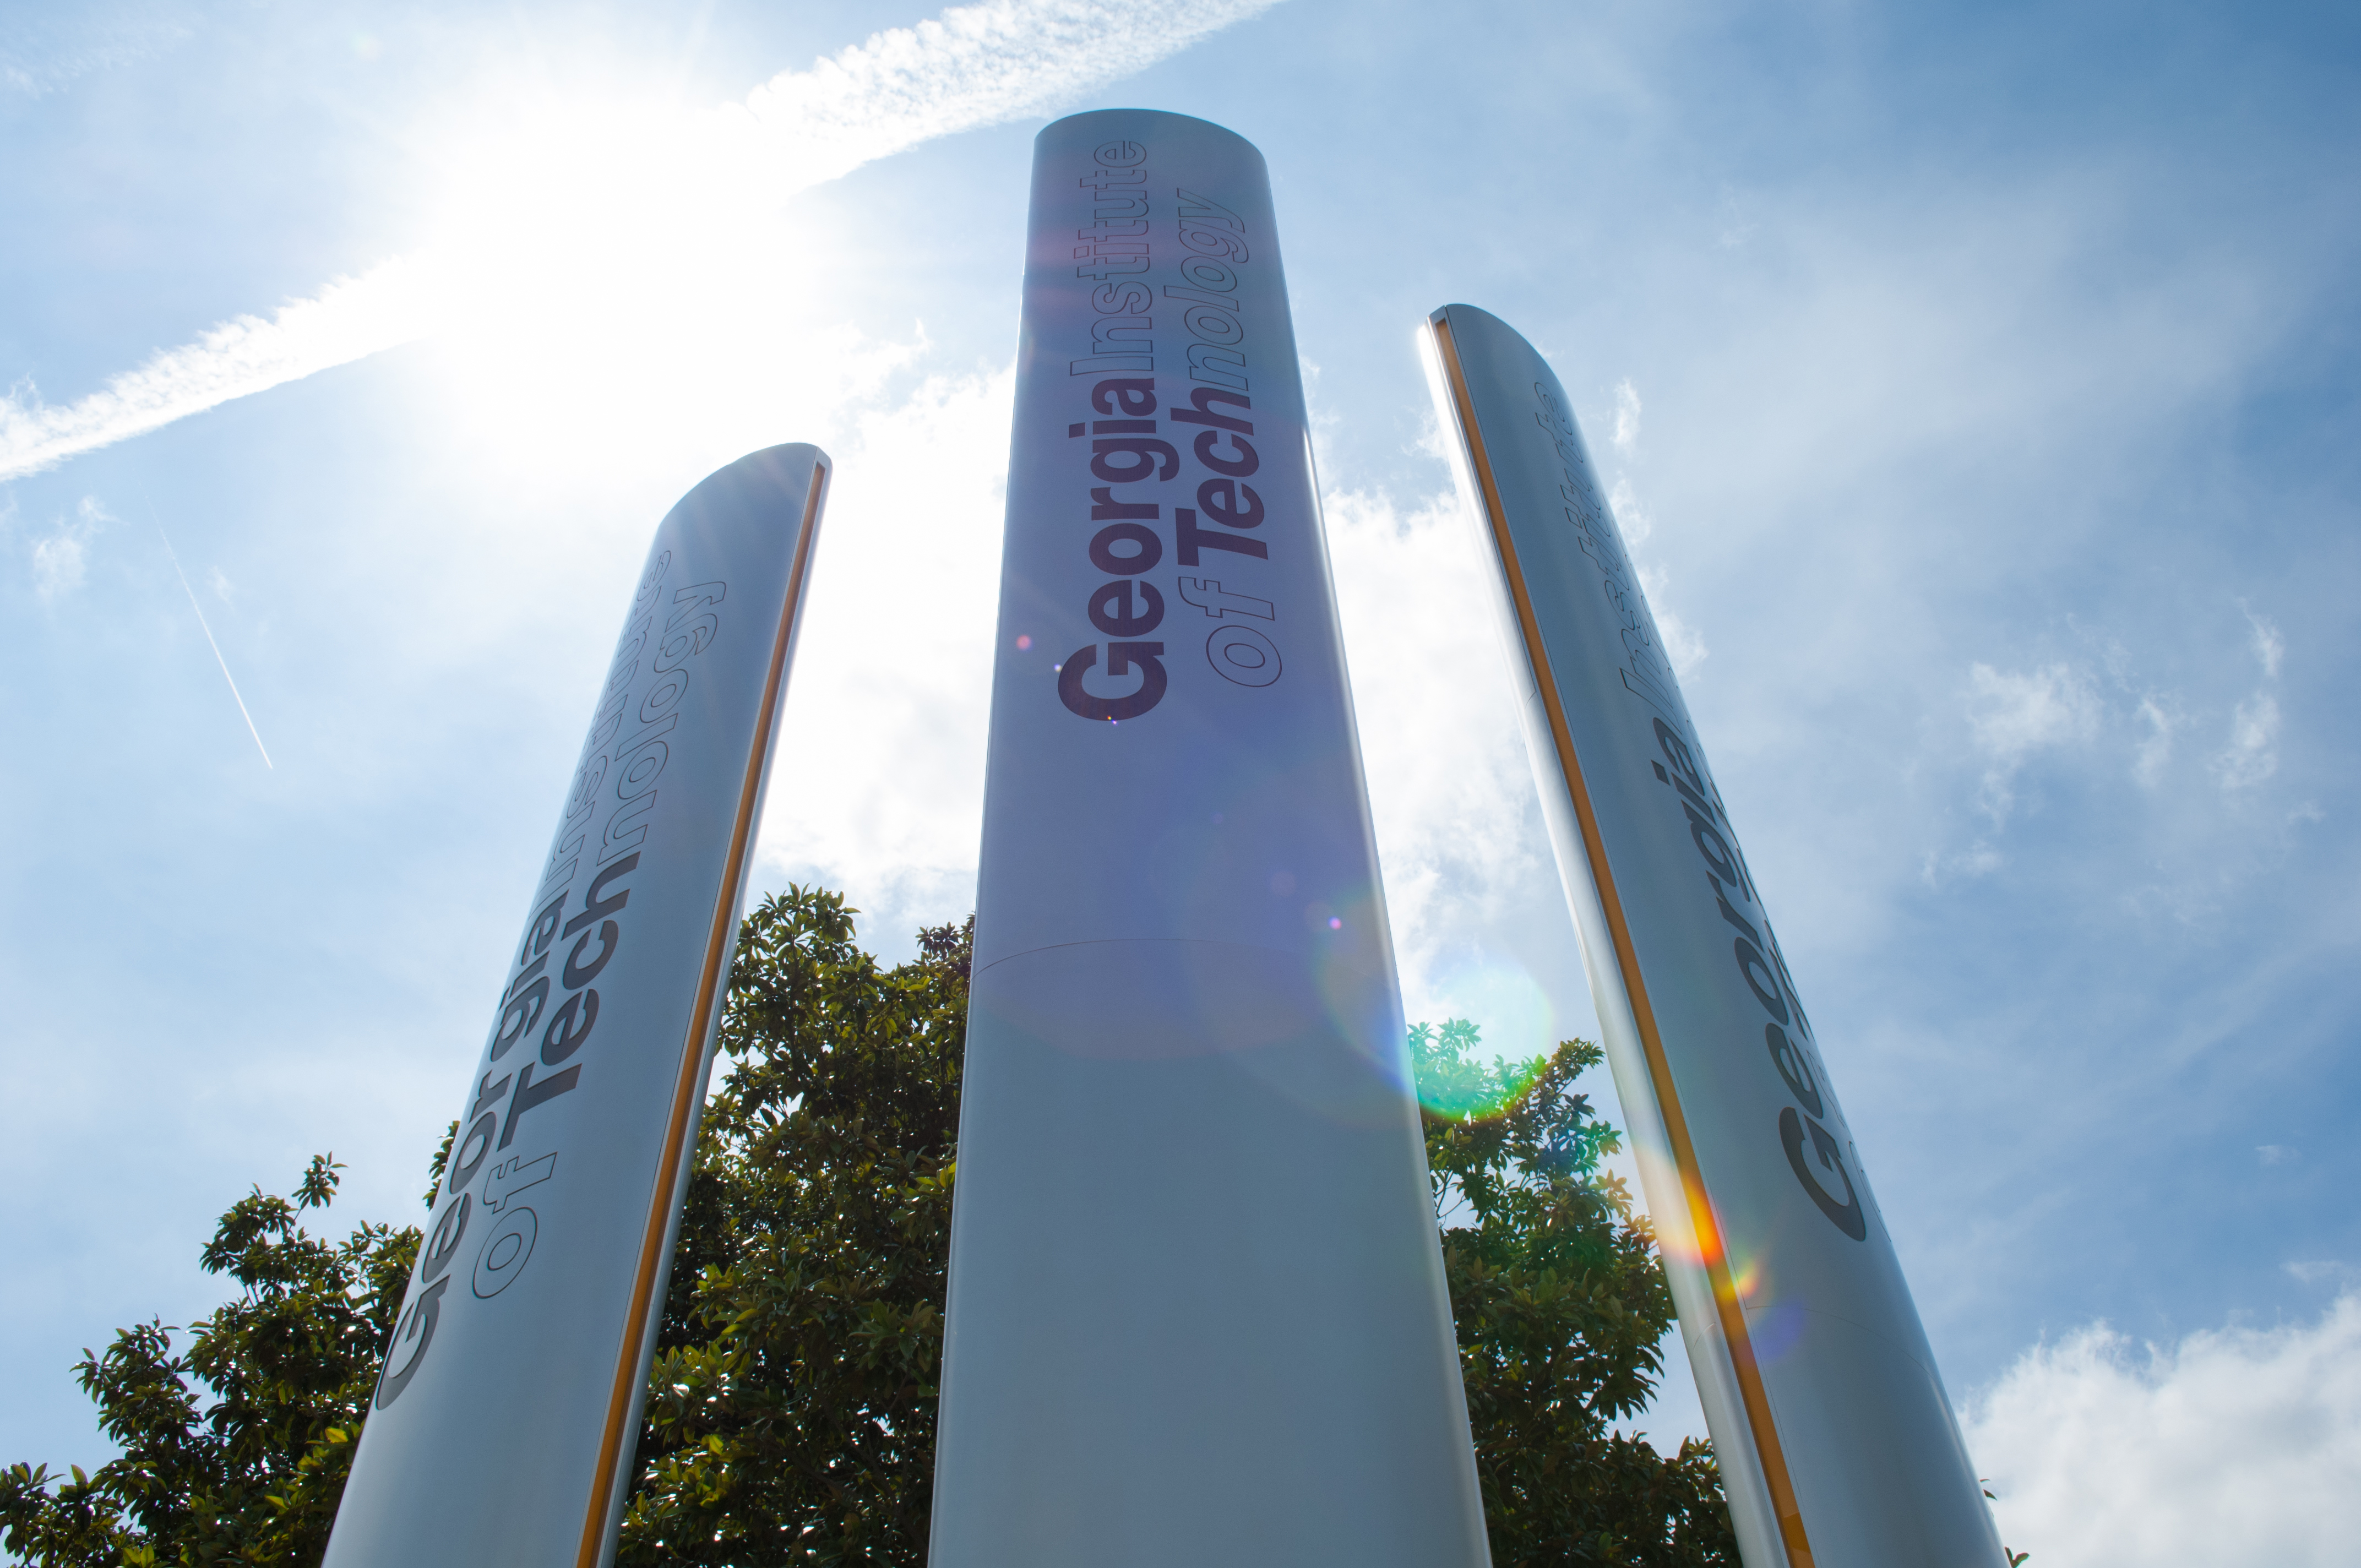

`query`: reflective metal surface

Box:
[932,112,1490,1568]
[1424,304,2004,1568]
[324,444,830,1568]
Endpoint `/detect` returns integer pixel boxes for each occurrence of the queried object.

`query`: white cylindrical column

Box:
[325,444,831,1568]
[1423,303,2007,1568]
[932,112,1490,1568]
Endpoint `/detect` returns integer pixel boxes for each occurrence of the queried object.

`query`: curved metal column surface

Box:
[933,112,1490,1568]
[1423,303,2005,1568]
[324,444,831,1568]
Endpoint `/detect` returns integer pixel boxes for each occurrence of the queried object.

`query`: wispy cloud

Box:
[2,257,439,485]
[1607,473,1651,544]
[1600,380,1707,678]
[756,364,1015,938]
[0,0,1283,484]
[735,0,1281,184]
[2243,602,2285,679]
[0,7,189,99]
[1634,557,1707,678]
[1929,602,2310,897]
[1966,661,2098,824]
[2217,693,2282,790]
[1965,1295,2361,1568]
[1611,378,1642,455]
[1326,488,1541,935]
[30,496,107,600]
[2215,602,2284,791]
[2131,693,2178,787]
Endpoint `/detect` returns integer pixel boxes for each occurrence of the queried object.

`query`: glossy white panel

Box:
[324,444,829,1568]
[932,112,1489,1568]
[1426,303,2005,1568]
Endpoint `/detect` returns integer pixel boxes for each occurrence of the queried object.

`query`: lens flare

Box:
[1407,1018,1547,1123]
[1402,951,1563,1122]
[1745,1298,1807,1365]
[1646,1163,1722,1267]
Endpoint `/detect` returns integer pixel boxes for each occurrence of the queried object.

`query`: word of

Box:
[375,556,727,1405]
[1057,380,1280,718]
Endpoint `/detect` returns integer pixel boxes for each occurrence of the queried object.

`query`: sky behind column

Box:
[3,2,2357,1560]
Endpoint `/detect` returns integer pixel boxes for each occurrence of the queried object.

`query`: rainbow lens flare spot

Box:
[1408,1019,1547,1123]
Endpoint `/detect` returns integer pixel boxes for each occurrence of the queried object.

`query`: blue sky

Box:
[4,1,2357,1558]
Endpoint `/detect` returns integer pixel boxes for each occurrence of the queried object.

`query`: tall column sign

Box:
[324,444,832,1568]
[931,112,1490,1568]
[1422,305,2005,1568]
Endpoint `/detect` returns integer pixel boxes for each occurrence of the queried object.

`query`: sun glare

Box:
[406,79,861,474]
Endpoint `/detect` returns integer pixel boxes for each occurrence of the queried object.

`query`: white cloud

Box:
[1635,561,1707,678]
[1966,661,2098,823]
[1923,840,2007,886]
[754,365,1017,943]
[1965,1297,2361,1568]
[1930,611,2302,884]
[735,0,1282,188]
[0,7,187,98]
[1608,472,1652,547]
[1612,378,1642,455]
[2243,603,2284,679]
[2201,603,2285,793]
[0,0,1283,483]
[1968,662,2097,759]
[31,531,86,599]
[1597,390,1705,681]
[2257,1143,2297,1166]
[0,258,439,484]
[1409,408,1455,470]
[1321,483,1559,1032]
[1714,188,1758,251]
[29,496,109,600]
[2131,694,2177,787]
[30,535,85,598]
[1582,388,1702,688]
[2216,693,2281,791]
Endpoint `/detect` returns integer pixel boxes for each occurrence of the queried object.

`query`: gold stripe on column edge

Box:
[1429,316,1814,1568]
[576,458,829,1568]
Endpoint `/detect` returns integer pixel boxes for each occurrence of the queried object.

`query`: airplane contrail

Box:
[157,526,274,770]
[3,257,436,485]
[0,0,1282,483]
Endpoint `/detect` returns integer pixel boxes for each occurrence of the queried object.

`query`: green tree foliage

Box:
[6,890,1738,1567]
[1412,1020,1736,1566]
[617,889,971,1565]
[0,1158,418,1566]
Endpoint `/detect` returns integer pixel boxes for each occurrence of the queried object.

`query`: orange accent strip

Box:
[575,459,828,1568]
[1431,318,1814,1568]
